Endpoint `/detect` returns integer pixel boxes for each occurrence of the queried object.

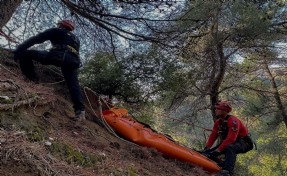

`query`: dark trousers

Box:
[62,67,84,112]
[14,50,84,112]
[222,137,253,174]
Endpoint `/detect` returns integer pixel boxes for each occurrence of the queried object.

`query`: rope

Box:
[83,87,137,146]
[82,87,211,152]
[130,107,212,132]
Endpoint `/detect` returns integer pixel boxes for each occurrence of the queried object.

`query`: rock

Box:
[44,141,52,146]
[0,138,6,143]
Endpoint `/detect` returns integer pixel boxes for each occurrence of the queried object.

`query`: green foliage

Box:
[166,1,287,118]
[48,141,106,167]
[80,52,126,97]
[177,0,220,28]
[131,110,155,127]
[237,122,287,176]
[239,91,269,117]
[230,1,271,40]
[127,166,138,176]
[234,159,256,176]
[0,98,13,104]
[80,48,180,103]
[27,127,45,142]
[0,110,45,137]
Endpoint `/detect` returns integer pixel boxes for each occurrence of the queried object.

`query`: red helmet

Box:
[214,101,232,113]
[57,20,75,31]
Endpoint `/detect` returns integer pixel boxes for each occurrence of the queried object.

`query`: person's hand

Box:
[209,150,221,158]
[201,147,211,156]
[204,146,209,151]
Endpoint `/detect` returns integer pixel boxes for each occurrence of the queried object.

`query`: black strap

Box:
[246,133,257,150]
[218,115,231,140]
[52,44,79,55]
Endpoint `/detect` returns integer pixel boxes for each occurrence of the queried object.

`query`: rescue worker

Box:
[204,101,253,176]
[13,20,85,121]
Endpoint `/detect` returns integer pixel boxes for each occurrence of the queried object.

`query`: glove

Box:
[201,147,211,157]
[209,150,221,158]
[202,146,212,153]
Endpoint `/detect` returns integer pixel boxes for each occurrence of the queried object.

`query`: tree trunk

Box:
[210,43,227,122]
[209,12,227,121]
[263,61,287,128]
[0,0,22,29]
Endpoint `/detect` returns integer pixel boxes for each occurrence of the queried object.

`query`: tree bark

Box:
[209,10,227,122]
[263,60,287,128]
[0,0,22,29]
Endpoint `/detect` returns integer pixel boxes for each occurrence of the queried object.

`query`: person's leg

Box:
[222,139,250,175]
[222,146,237,175]
[15,50,48,80]
[61,67,84,114]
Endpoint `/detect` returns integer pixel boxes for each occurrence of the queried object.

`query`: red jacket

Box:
[206,115,249,152]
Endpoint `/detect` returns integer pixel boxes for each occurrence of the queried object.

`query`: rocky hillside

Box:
[0,49,210,176]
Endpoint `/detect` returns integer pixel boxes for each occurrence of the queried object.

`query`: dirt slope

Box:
[0,49,210,176]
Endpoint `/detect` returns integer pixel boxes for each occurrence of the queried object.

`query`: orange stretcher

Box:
[102,108,221,174]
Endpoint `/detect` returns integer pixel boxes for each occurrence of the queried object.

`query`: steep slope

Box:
[0,49,210,176]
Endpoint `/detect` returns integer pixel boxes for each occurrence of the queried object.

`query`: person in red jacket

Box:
[204,101,253,176]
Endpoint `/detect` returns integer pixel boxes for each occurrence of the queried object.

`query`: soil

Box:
[0,49,211,176]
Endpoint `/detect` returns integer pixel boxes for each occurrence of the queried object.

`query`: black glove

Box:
[209,150,221,158]
[202,147,212,153]
[201,147,212,157]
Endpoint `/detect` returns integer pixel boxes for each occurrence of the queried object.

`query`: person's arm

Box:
[217,117,240,152]
[206,120,220,149]
[15,28,55,52]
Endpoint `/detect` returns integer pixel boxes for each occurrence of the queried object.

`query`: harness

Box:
[218,115,256,150]
[51,44,79,56]
[218,115,231,141]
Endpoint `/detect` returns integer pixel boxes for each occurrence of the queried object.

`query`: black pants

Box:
[222,136,253,174]
[14,50,84,113]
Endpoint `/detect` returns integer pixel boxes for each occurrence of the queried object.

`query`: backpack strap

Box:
[218,115,231,141]
[223,114,231,123]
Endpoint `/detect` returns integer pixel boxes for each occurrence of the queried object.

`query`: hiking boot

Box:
[73,110,85,121]
[215,170,230,176]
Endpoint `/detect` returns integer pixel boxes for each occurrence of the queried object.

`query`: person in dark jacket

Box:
[204,101,253,176]
[14,20,85,121]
